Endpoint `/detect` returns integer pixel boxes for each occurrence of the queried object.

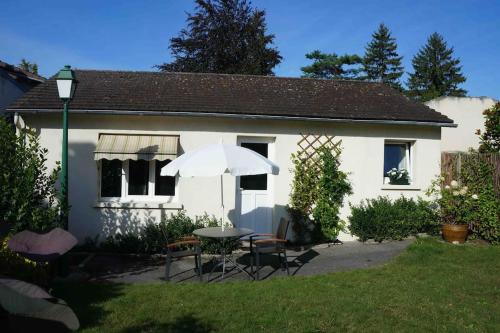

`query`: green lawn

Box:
[54,238,500,333]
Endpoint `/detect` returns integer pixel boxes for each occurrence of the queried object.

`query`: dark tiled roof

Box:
[8,70,453,125]
[0,60,46,84]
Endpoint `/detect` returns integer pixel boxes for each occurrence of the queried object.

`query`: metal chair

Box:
[249,218,290,280]
[164,235,202,282]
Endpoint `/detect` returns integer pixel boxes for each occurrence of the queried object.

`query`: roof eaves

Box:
[6,107,457,128]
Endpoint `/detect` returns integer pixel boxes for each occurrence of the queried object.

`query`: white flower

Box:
[460,187,467,195]
[444,185,451,190]
[472,194,478,200]
[452,191,459,196]
[450,180,459,188]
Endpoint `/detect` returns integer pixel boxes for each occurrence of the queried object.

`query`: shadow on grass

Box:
[52,282,124,331]
[119,314,214,333]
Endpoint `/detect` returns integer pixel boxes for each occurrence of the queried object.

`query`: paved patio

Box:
[83,239,413,283]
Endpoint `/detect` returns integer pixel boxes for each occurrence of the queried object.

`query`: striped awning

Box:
[94,134,179,161]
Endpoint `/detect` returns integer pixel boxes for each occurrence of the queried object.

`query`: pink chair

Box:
[7,228,78,263]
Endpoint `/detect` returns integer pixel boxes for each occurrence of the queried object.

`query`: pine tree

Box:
[157,0,281,75]
[407,32,466,101]
[301,50,363,80]
[363,23,404,90]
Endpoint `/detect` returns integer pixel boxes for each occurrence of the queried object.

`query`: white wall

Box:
[20,113,442,242]
[425,96,497,152]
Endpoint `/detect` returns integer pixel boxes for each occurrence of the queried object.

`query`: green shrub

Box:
[86,210,237,254]
[288,152,319,244]
[460,152,499,243]
[0,118,63,233]
[0,236,49,284]
[348,196,438,242]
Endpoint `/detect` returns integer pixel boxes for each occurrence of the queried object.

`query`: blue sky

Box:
[1,0,499,98]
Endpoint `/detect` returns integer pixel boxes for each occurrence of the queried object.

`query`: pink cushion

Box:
[8,228,77,256]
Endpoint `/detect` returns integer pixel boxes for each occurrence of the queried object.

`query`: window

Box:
[240,142,268,190]
[383,142,412,183]
[155,160,176,196]
[99,159,176,199]
[101,159,122,197]
[128,160,149,195]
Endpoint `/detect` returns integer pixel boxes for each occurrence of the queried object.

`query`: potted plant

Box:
[386,168,410,185]
[434,180,478,244]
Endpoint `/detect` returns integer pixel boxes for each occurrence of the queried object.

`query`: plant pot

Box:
[388,179,409,185]
[442,224,468,244]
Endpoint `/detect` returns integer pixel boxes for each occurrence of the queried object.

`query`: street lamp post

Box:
[56,65,75,230]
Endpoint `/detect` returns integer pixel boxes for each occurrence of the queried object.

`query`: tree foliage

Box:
[362,23,404,90]
[301,50,363,80]
[477,102,500,153]
[0,118,62,233]
[157,0,281,75]
[407,32,466,101]
[18,59,38,75]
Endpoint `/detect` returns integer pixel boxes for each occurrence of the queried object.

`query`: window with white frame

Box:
[99,159,176,200]
[383,141,412,184]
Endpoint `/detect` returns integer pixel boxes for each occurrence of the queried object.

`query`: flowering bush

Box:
[386,168,410,185]
[427,179,479,226]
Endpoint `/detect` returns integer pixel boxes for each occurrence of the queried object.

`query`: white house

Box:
[425,96,497,152]
[8,70,455,242]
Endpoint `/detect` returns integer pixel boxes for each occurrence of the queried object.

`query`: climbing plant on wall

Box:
[288,134,351,243]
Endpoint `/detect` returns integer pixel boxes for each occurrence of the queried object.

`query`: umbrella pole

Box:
[220,174,225,231]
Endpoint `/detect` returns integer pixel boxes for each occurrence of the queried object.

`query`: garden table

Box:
[193,227,254,281]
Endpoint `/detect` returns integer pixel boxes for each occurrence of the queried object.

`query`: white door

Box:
[237,141,273,233]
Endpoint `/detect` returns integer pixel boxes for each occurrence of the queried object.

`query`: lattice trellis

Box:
[296,133,342,171]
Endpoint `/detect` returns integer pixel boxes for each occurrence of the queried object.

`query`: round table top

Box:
[193,227,254,239]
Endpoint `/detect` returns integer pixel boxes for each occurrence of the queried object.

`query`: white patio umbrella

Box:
[161,143,279,230]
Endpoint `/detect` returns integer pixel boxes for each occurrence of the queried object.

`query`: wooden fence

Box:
[441,152,500,198]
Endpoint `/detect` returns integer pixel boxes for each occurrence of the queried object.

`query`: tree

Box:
[363,23,404,89]
[18,59,39,75]
[407,32,466,101]
[477,102,500,153]
[301,50,363,80]
[157,0,281,75]
[0,118,62,233]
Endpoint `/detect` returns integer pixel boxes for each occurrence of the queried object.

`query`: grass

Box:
[53,238,500,333]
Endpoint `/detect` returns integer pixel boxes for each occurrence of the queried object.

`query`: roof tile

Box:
[8,70,453,124]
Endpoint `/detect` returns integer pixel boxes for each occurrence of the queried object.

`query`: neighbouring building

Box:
[0,60,45,115]
[425,96,497,152]
[8,70,455,242]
